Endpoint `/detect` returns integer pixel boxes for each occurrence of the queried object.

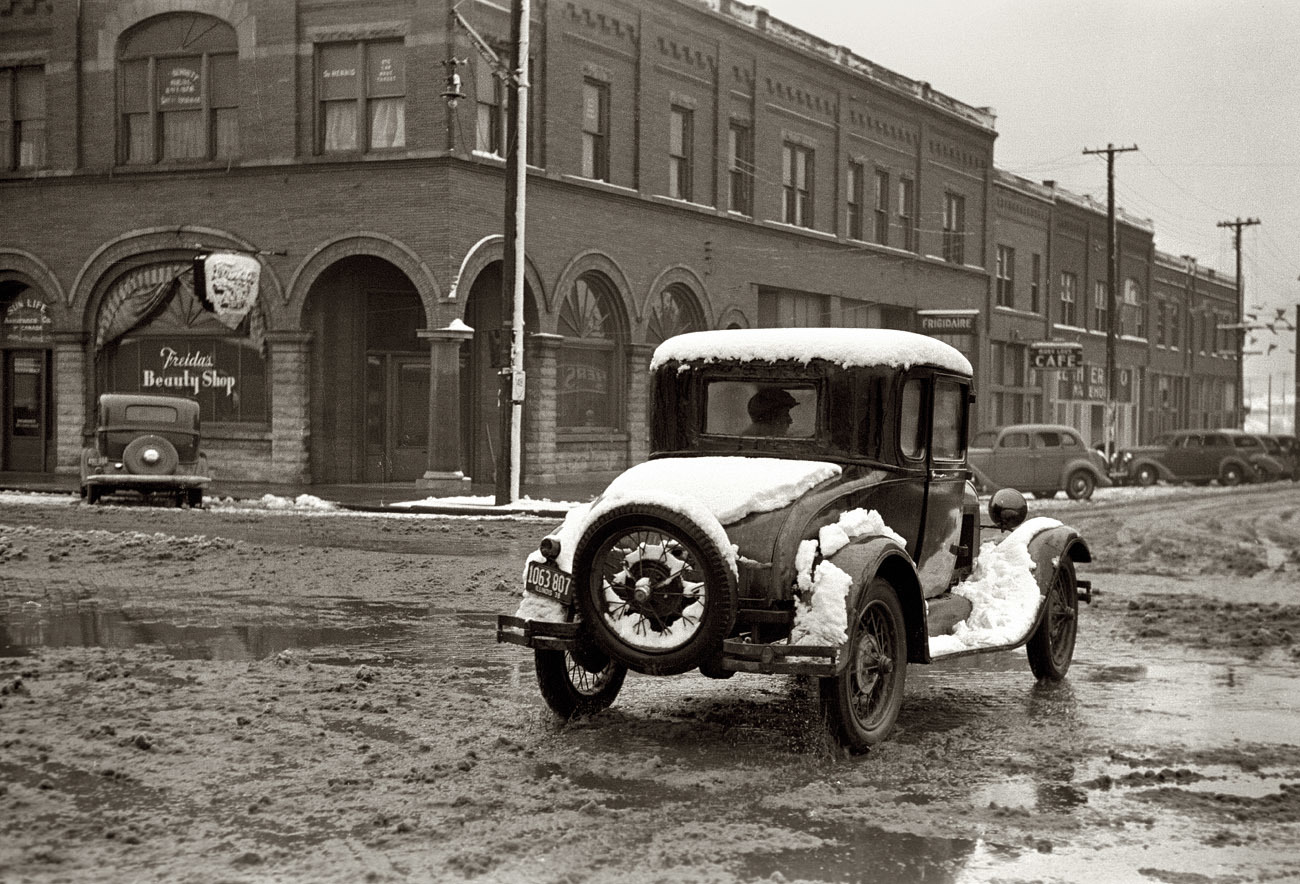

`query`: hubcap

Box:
[142,448,161,465]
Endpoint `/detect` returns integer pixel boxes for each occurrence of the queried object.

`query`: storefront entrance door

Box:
[364,354,429,483]
[3,349,49,472]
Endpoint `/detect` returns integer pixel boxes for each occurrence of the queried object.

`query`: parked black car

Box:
[79,393,211,506]
[1113,429,1257,487]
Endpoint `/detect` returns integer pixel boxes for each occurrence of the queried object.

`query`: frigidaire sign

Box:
[916,310,978,336]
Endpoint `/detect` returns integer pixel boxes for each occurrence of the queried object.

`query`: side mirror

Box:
[988,488,1027,531]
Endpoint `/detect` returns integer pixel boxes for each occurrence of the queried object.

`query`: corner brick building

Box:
[0,0,1237,488]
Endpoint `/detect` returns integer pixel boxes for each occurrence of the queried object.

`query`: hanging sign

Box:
[194,252,261,330]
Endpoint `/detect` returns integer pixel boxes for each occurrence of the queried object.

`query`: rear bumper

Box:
[85,474,210,489]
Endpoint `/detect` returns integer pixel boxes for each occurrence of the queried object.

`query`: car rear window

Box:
[124,404,178,424]
[703,381,816,439]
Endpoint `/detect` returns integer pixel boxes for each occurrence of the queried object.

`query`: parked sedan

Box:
[1113,430,1257,487]
[968,423,1111,500]
[1226,430,1290,481]
[1265,433,1300,480]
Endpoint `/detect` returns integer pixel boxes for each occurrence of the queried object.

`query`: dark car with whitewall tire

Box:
[1113,429,1257,487]
[968,423,1111,500]
[497,328,1093,753]
[79,393,211,507]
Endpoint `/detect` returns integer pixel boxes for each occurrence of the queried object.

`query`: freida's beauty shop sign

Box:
[141,346,237,397]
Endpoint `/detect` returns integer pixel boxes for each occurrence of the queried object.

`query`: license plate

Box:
[524,561,573,605]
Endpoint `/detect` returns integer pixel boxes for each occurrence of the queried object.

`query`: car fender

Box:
[1055,458,1111,488]
[1218,457,1255,480]
[824,536,930,664]
[1023,523,1092,634]
[1128,457,1174,482]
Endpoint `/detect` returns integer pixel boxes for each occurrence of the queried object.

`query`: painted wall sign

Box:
[916,310,978,336]
[1058,364,1132,403]
[1,296,53,343]
[1030,342,1083,370]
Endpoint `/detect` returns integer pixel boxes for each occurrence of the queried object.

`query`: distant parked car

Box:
[79,393,210,507]
[1226,430,1289,481]
[1265,433,1300,480]
[1113,430,1257,487]
[968,423,1111,500]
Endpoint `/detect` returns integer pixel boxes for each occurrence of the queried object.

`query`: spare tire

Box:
[574,503,736,676]
[123,435,179,475]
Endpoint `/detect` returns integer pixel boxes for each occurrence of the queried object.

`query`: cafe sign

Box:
[1030,341,1083,370]
[1,296,53,344]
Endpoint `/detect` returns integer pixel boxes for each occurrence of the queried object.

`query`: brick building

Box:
[0,0,1235,488]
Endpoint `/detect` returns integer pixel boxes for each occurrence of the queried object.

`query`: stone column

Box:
[627,342,656,465]
[416,324,475,488]
[524,333,562,486]
[52,332,88,475]
[265,331,311,484]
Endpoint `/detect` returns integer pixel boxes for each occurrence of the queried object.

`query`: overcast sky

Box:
[755,0,1300,421]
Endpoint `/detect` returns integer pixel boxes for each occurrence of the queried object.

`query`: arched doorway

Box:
[304,256,427,483]
[463,263,537,485]
[0,280,54,472]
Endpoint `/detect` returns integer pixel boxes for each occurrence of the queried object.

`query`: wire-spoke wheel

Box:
[575,504,735,676]
[534,643,627,719]
[1027,557,1079,681]
[820,578,907,752]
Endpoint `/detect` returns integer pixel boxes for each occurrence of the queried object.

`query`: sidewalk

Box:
[0,471,604,517]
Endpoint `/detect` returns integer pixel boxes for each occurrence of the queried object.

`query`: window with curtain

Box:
[846,162,863,240]
[1,66,46,170]
[474,54,503,155]
[996,245,1015,307]
[873,169,890,245]
[668,105,693,201]
[1093,280,1108,331]
[317,40,405,153]
[581,79,609,180]
[118,13,238,165]
[782,142,813,227]
[557,274,622,429]
[1059,271,1078,327]
[942,192,965,263]
[897,178,915,251]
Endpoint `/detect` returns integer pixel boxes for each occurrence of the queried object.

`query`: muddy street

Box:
[2,484,1299,884]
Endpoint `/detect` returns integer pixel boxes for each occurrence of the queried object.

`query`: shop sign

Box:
[141,345,237,397]
[1030,341,1083,370]
[1,296,52,344]
[916,310,978,336]
[158,64,202,108]
[194,253,260,329]
[1058,364,1132,403]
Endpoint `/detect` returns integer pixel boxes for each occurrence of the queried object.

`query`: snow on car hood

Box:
[515,457,841,622]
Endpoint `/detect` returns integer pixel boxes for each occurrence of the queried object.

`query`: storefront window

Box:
[557,273,622,429]
[99,264,268,425]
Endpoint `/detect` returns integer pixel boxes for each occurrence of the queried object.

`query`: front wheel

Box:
[1134,464,1159,487]
[820,578,908,752]
[534,644,627,719]
[1219,463,1245,487]
[1027,558,1078,681]
[1065,470,1096,501]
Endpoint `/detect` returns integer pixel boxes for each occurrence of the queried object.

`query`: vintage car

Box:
[1232,430,1292,481]
[1264,433,1300,480]
[968,423,1111,500]
[80,393,211,507]
[497,328,1092,751]
[1113,429,1257,487]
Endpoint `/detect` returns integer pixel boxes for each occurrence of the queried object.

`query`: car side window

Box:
[931,380,965,460]
[1037,432,1062,448]
[1205,434,1228,448]
[1063,432,1083,449]
[1184,435,1202,448]
[899,378,925,459]
[1000,432,1030,449]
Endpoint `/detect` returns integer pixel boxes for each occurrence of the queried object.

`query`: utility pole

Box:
[495,0,530,504]
[1083,143,1137,461]
[1217,217,1260,430]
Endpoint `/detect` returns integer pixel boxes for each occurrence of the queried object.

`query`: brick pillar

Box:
[52,332,88,474]
[266,331,311,484]
[416,325,475,488]
[525,333,562,486]
[627,342,655,466]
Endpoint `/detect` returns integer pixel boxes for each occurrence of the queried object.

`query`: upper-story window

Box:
[996,245,1015,308]
[1059,271,1078,327]
[1029,253,1042,313]
[581,78,609,181]
[1093,280,1108,331]
[782,142,813,228]
[942,192,965,264]
[897,178,915,251]
[1,66,45,170]
[873,169,890,245]
[317,40,405,153]
[728,123,753,215]
[1123,278,1146,338]
[119,14,238,164]
[846,162,864,240]
[668,105,693,201]
[474,54,503,155]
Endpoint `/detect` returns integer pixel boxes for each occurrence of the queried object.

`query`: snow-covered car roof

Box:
[649,328,972,376]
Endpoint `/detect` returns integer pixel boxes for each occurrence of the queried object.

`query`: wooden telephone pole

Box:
[1083,143,1137,460]
[1217,216,1260,429]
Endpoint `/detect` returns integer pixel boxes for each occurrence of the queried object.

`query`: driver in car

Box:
[743,387,799,437]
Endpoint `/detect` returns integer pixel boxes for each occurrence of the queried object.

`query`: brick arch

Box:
[638,265,712,344]
[287,233,442,326]
[72,226,285,326]
[0,248,67,307]
[549,250,634,335]
[449,235,546,317]
[716,305,751,330]
[99,1,255,61]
